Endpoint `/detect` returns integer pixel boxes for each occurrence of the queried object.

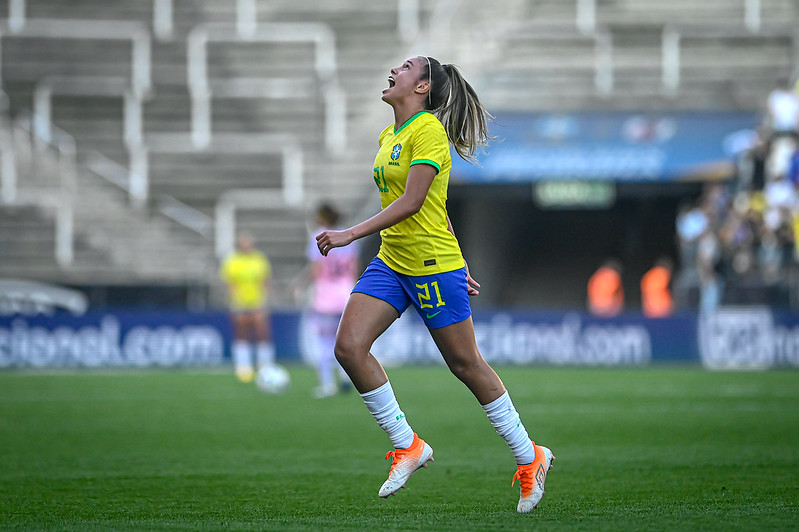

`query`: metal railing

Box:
[7,0,174,40]
[142,132,305,257]
[32,76,142,149]
[214,188,298,261]
[661,24,798,95]
[186,22,345,153]
[397,0,421,43]
[11,111,75,266]
[572,0,770,35]
[495,0,798,99]
[0,18,152,98]
[0,92,16,204]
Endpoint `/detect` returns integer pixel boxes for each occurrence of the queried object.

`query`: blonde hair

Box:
[421,56,492,164]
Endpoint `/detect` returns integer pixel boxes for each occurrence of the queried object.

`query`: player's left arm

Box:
[446,215,480,296]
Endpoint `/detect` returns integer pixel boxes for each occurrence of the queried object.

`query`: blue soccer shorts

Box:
[351,257,472,329]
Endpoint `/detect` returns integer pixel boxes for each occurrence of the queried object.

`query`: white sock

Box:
[256,342,275,368]
[233,340,252,370]
[360,381,415,450]
[482,391,535,465]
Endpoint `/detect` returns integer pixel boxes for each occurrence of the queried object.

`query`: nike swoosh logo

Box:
[426,311,442,319]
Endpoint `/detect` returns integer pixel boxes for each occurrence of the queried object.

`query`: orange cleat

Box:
[512,442,555,513]
[378,433,434,498]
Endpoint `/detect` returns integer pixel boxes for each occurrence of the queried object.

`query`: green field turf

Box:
[1,366,797,531]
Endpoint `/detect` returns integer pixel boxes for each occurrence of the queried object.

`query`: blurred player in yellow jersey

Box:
[220,232,275,382]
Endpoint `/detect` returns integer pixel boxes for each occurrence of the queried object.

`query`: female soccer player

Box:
[315,56,555,513]
[220,232,275,383]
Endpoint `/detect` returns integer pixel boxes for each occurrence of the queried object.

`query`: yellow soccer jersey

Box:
[220,251,271,310]
[373,111,464,276]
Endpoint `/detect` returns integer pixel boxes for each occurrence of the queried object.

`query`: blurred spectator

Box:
[641,257,674,318]
[670,82,799,312]
[673,198,708,308]
[587,259,624,317]
[764,78,799,181]
[757,228,783,286]
[767,135,797,181]
[696,231,724,314]
[766,78,799,137]
[764,174,796,209]
[734,126,769,192]
[220,232,274,383]
[675,200,707,260]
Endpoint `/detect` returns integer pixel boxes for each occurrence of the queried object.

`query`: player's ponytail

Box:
[423,57,492,164]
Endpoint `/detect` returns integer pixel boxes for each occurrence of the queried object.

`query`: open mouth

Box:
[387,76,395,88]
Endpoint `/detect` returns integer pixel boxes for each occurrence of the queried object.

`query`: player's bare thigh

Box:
[336,293,398,359]
[231,309,269,341]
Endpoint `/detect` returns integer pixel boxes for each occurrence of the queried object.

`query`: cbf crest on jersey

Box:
[389,143,402,167]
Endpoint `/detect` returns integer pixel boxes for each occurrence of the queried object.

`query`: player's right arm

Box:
[316,164,436,256]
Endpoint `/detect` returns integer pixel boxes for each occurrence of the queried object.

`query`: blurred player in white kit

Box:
[305,203,359,398]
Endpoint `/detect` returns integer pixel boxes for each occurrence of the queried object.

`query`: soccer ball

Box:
[255,364,291,395]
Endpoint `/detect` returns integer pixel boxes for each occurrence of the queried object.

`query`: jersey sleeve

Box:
[409,119,448,174]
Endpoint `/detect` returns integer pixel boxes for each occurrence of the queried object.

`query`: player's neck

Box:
[392,104,426,132]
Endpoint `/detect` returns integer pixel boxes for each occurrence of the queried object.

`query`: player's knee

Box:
[333,336,360,367]
[447,358,483,385]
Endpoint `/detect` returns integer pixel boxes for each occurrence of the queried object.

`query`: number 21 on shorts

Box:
[416,281,445,310]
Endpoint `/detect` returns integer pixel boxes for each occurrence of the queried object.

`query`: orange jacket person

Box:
[587,259,624,317]
[641,257,674,318]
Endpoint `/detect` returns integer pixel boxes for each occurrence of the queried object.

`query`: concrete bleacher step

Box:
[68,168,215,281]
[596,0,745,26]
[0,201,119,282]
[143,87,191,133]
[679,35,794,72]
[0,38,133,86]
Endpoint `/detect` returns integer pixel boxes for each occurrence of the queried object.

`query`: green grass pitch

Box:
[1,366,797,531]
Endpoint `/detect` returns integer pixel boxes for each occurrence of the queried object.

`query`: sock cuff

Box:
[360,380,392,400]
[481,390,511,414]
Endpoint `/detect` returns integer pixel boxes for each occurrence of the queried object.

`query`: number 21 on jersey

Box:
[373,166,389,193]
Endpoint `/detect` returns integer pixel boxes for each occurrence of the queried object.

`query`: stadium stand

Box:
[453,0,797,111]
[0,0,429,304]
[0,0,796,308]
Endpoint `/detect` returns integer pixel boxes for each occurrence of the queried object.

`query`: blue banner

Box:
[3,307,799,369]
[451,111,758,183]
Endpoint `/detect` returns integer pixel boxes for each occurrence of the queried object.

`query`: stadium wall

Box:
[2,307,799,370]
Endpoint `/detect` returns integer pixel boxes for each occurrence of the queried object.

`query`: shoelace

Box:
[385,450,398,463]
[512,466,534,496]
[385,449,405,473]
[385,445,415,473]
